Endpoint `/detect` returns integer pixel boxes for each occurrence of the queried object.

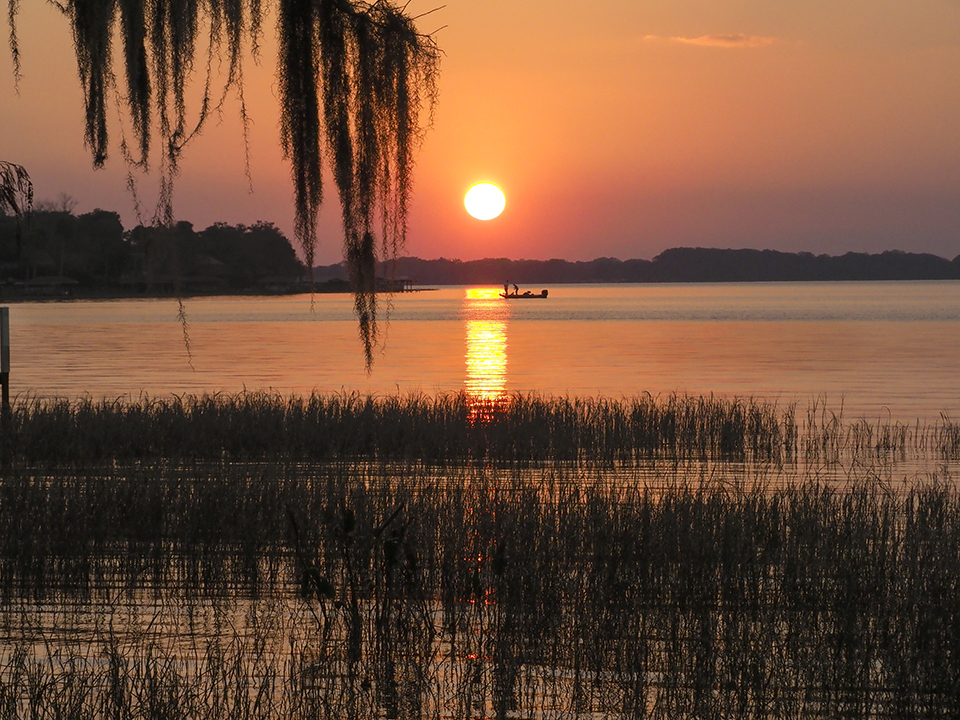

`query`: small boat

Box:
[500,286,548,299]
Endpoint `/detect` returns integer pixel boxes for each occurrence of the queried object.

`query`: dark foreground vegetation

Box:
[2,392,960,719]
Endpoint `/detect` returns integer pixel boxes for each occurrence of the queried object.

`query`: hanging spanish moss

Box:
[294,0,438,367]
[6,0,21,87]
[10,0,438,369]
[0,161,31,217]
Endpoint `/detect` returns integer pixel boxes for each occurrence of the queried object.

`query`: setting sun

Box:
[464,182,505,220]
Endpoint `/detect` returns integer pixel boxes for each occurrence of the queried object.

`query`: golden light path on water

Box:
[465,319,507,402]
[463,288,509,411]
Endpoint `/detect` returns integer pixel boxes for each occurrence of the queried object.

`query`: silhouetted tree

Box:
[0,162,33,218]
[7,1,439,368]
[0,162,33,264]
[1,207,127,282]
[123,219,306,290]
[197,221,305,286]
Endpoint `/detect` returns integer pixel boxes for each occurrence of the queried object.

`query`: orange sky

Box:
[3,0,960,265]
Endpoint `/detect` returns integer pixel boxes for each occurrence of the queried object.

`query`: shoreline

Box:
[0,281,445,302]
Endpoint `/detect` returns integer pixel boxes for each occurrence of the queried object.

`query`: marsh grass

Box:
[1,391,804,467]
[4,391,956,470]
[2,392,960,718]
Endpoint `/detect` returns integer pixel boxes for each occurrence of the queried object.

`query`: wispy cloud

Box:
[644,34,781,48]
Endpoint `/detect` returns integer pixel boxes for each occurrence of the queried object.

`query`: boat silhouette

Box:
[500,284,548,299]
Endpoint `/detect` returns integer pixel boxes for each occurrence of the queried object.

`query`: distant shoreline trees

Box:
[0,208,307,295]
[318,248,960,285]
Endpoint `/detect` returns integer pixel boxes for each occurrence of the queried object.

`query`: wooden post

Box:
[1,307,9,413]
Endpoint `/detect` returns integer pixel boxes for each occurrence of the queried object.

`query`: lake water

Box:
[4,281,960,423]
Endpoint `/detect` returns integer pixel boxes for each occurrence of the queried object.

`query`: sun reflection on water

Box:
[465,320,507,402]
[463,289,510,415]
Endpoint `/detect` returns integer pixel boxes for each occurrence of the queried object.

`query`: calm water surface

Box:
[5,281,960,423]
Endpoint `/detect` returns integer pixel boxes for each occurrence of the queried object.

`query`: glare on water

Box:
[464,319,508,405]
[463,287,510,410]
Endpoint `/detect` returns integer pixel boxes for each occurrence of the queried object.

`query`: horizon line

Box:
[313,247,960,268]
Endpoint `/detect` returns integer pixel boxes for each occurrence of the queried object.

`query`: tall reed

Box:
[1,391,802,466]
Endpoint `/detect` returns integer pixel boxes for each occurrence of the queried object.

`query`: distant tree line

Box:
[313,247,960,285]
[6,208,957,293]
[0,206,307,295]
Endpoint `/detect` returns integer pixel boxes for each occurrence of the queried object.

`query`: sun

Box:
[464,182,505,220]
